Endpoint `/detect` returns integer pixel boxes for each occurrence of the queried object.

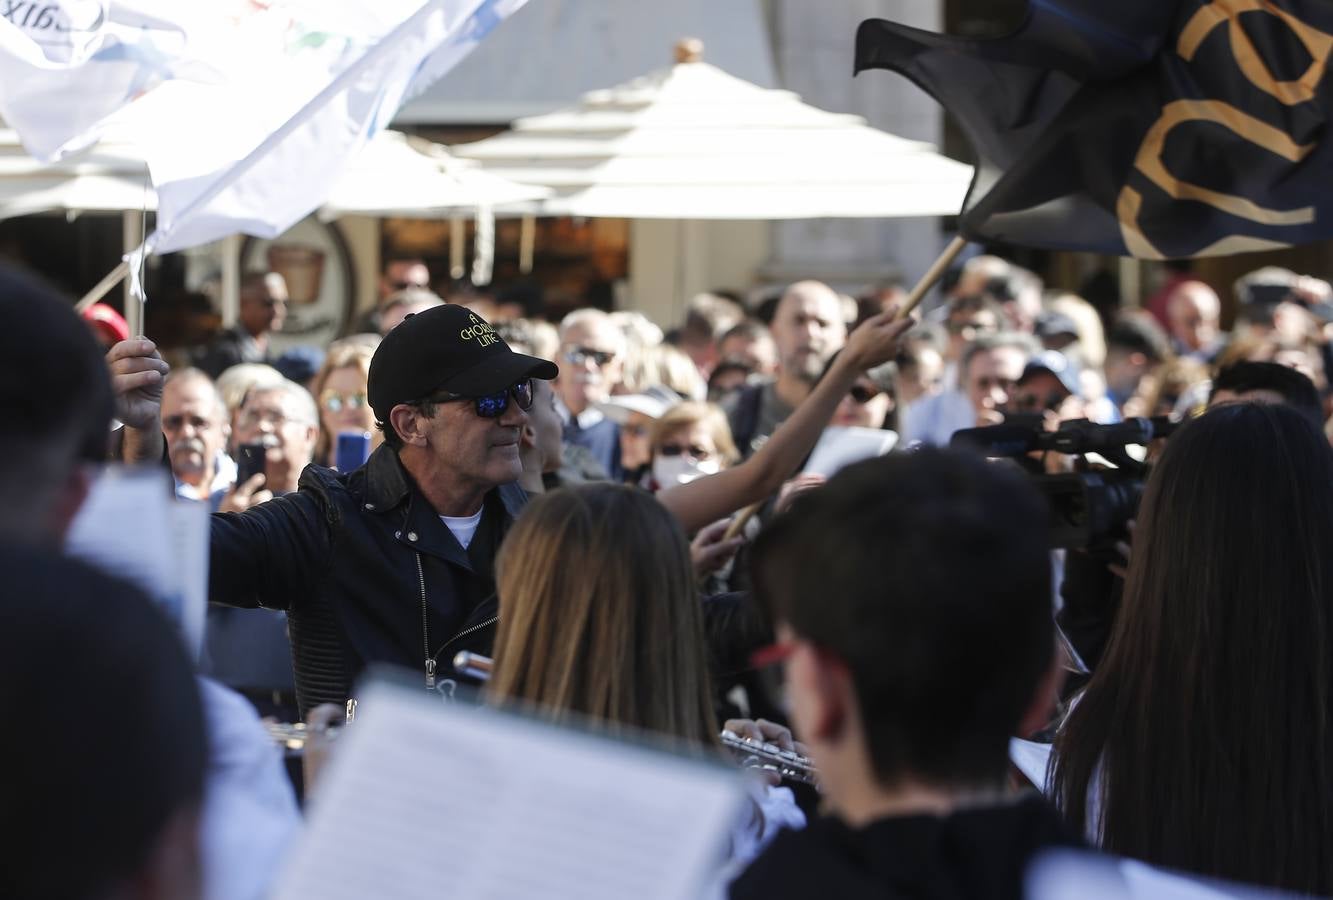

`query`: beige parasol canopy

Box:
[452,39,974,220]
[0,129,548,220]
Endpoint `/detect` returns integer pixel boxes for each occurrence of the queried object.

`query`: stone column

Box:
[763,0,947,294]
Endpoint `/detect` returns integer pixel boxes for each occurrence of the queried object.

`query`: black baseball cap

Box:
[368,304,558,422]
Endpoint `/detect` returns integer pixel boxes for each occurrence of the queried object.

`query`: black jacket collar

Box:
[360,444,528,526]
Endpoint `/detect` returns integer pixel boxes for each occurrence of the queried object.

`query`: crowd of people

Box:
[6,246,1333,899]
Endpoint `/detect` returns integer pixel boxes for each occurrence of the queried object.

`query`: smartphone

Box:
[235,442,267,486]
[335,431,372,472]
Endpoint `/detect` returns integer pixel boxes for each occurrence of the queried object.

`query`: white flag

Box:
[0,0,527,255]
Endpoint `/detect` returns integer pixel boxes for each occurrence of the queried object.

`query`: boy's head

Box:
[751,450,1054,802]
[2,547,207,899]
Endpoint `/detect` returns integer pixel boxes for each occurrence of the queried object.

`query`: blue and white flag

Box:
[0,0,527,255]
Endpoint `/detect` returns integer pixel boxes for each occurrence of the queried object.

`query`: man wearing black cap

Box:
[209,305,558,714]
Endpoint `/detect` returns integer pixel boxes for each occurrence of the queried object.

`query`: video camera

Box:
[950,416,1180,549]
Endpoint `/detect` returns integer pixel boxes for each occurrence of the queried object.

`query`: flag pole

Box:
[896,235,966,320]
[720,236,968,541]
[76,260,130,312]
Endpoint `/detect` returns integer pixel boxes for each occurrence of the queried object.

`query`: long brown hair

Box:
[1052,403,1333,893]
[489,484,718,747]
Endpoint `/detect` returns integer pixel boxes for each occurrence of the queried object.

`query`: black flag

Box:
[856,1,1333,259]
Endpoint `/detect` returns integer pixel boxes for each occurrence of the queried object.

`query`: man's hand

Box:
[1292,275,1332,306]
[837,305,915,373]
[108,338,169,463]
[301,703,345,799]
[217,473,272,514]
[774,473,826,516]
[107,338,169,430]
[690,518,745,580]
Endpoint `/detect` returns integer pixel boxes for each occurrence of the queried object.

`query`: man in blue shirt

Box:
[556,308,626,479]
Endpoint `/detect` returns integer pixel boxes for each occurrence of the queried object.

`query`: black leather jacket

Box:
[209,445,528,714]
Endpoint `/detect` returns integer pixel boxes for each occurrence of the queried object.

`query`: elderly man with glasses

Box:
[554,308,628,479]
[208,305,557,714]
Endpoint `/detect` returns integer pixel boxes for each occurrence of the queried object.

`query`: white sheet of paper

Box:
[803,426,898,478]
[1027,850,1290,900]
[273,678,747,900]
[1009,738,1053,792]
[168,499,209,661]
[65,466,208,659]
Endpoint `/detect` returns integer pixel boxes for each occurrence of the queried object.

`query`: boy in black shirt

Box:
[734,450,1077,900]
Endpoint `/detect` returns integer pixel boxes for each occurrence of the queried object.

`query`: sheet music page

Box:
[1009,737,1053,792]
[273,678,747,900]
[804,426,899,478]
[1027,850,1290,900]
[65,467,208,659]
[167,499,209,660]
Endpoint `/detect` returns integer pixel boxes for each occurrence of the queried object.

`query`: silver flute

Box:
[266,655,820,786]
[454,651,819,785]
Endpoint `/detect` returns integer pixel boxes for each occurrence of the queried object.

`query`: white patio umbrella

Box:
[452,40,974,220]
[318,130,550,220]
[317,130,552,285]
[0,128,548,303]
[0,128,550,221]
[0,129,151,219]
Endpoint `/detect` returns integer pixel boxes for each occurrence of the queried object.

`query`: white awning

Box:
[452,46,973,220]
[0,130,546,221]
[318,131,549,220]
[0,130,150,218]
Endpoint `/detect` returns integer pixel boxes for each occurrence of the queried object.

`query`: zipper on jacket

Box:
[417,551,499,686]
[435,614,500,660]
[416,553,434,690]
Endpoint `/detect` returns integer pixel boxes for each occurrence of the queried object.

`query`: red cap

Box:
[82,303,130,345]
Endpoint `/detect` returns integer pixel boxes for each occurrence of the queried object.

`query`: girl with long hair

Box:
[1052,402,1333,894]
[487,483,803,863]
[489,483,717,745]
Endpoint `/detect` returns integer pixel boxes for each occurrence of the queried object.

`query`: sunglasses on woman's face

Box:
[848,385,882,404]
[427,378,534,419]
[320,390,368,414]
[657,443,712,460]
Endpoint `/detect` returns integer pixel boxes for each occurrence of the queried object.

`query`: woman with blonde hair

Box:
[309,339,380,468]
[488,483,803,861]
[649,401,741,489]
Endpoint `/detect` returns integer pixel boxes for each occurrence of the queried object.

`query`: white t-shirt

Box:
[440,509,484,549]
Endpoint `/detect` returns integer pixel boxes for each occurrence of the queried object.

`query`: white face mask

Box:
[652,454,721,487]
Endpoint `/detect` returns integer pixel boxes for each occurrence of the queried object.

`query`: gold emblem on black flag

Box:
[1118,0,1332,258]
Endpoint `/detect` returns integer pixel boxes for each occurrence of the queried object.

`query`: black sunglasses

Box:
[657,443,711,459]
[563,347,616,367]
[848,385,881,404]
[426,378,534,418]
[1016,389,1066,413]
